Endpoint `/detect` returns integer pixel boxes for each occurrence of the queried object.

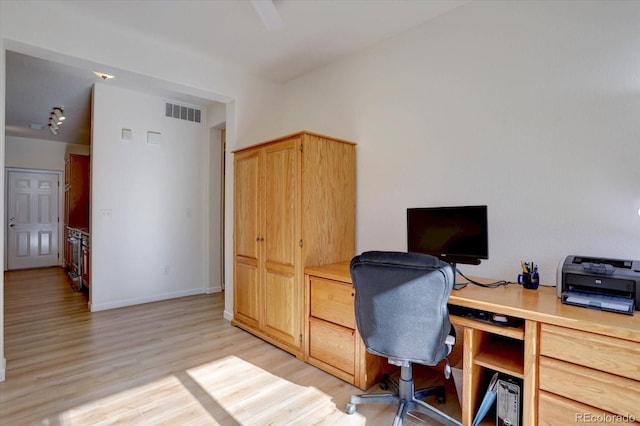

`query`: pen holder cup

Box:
[518,272,539,290]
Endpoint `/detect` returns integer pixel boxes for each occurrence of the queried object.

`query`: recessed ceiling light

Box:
[93,71,115,80]
[29,123,43,130]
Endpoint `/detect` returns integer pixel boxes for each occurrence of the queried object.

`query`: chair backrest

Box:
[350,251,455,366]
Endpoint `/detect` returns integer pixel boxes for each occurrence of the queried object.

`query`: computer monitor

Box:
[407,205,488,266]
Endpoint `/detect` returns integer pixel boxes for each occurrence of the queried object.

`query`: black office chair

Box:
[345,251,462,426]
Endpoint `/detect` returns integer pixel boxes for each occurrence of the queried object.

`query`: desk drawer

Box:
[309,277,355,328]
[539,356,640,419]
[538,391,624,426]
[309,317,355,375]
[540,323,640,381]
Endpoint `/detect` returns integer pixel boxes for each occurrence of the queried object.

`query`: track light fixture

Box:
[52,106,65,121]
[48,106,65,135]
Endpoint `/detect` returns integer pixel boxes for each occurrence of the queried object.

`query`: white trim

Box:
[223,310,234,322]
[206,285,223,294]
[88,288,205,312]
[1,33,6,387]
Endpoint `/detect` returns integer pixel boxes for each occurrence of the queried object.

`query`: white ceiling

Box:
[5,0,468,145]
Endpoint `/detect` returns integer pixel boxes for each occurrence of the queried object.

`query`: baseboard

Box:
[0,357,6,382]
[89,288,205,312]
[223,310,234,321]
[206,285,223,294]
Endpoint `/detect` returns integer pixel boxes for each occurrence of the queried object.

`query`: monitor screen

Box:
[407,205,488,265]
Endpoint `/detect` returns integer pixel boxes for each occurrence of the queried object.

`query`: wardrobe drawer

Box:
[309,277,355,328]
[309,317,355,375]
[540,323,640,381]
[539,356,640,419]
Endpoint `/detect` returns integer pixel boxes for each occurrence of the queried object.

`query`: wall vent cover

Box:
[165,102,201,124]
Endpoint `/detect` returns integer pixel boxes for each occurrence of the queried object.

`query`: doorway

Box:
[5,169,61,270]
[220,128,226,290]
[210,126,226,292]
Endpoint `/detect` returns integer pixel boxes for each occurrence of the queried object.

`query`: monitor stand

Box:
[450,262,468,290]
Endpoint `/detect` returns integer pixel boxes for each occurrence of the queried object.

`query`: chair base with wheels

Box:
[345,358,461,426]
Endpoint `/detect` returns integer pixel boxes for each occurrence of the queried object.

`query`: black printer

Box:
[557,255,640,315]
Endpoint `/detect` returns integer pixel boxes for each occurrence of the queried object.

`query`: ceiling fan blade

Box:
[251,0,283,31]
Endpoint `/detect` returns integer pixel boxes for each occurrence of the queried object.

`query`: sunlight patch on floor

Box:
[56,375,209,425]
[53,356,365,425]
[186,355,366,425]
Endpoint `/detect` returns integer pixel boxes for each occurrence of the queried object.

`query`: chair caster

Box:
[345,402,356,415]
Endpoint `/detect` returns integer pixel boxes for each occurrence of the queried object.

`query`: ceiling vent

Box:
[165,102,201,124]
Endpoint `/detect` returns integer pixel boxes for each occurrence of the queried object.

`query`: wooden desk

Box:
[304,262,640,426]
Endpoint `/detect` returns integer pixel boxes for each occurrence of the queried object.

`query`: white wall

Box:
[5,136,90,171]
[282,0,640,287]
[90,84,204,310]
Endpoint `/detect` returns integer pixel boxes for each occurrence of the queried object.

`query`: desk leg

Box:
[462,327,488,426]
[523,319,539,426]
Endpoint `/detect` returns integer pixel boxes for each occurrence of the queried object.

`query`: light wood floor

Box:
[0,267,461,425]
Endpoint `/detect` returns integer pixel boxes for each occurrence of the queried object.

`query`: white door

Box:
[7,170,60,270]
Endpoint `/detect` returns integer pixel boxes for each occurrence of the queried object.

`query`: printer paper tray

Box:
[562,290,635,315]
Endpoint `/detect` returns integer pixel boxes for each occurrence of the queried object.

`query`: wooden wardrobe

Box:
[232,131,356,359]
